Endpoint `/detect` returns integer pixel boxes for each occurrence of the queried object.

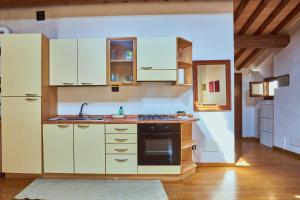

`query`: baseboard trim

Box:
[4,173,42,179]
[273,146,300,159]
[197,163,236,167]
[242,137,260,142]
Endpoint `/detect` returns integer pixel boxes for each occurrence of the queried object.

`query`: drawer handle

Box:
[115,138,128,142]
[80,83,93,85]
[140,66,152,70]
[115,159,128,162]
[57,124,69,128]
[25,93,38,96]
[115,148,128,152]
[114,128,128,132]
[25,98,38,101]
[62,83,75,85]
[77,125,90,128]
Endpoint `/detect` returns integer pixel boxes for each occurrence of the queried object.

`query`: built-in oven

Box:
[138,123,181,165]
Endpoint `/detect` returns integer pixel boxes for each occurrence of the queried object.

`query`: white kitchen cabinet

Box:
[50,39,77,86]
[1,34,42,96]
[78,38,107,85]
[137,37,177,81]
[137,37,177,70]
[43,124,74,173]
[259,101,274,148]
[137,70,177,81]
[74,124,105,174]
[106,155,137,174]
[1,97,42,173]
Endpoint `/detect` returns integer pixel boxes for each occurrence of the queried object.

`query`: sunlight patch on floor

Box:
[235,157,251,167]
[294,195,300,199]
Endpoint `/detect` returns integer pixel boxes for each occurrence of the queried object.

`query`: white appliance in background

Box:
[259,101,274,147]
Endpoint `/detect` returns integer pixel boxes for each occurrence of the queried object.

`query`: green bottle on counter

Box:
[118,106,124,115]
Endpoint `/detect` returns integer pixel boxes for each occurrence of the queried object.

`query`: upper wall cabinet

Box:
[1,34,42,96]
[50,39,78,86]
[107,37,137,86]
[78,38,107,85]
[137,37,192,83]
[137,37,177,70]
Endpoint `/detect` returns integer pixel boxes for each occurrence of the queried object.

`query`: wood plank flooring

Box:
[1,140,300,200]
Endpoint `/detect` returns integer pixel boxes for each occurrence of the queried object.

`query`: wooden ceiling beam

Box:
[238,0,269,35]
[234,0,249,22]
[235,34,290,49]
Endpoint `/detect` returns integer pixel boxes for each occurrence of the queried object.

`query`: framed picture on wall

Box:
[209,81,214,92]
[215,80,220,92]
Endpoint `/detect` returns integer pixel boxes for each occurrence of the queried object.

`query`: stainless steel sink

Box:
[48,116,105,121]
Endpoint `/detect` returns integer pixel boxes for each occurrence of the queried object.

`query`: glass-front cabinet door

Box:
[107,37,137,86]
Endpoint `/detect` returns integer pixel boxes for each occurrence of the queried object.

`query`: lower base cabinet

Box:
[106,155,137,174]
[74,124,105,174]
[43,124,105,174]
[43,124,74,173]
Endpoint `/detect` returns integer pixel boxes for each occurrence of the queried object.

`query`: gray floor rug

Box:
[15,178,168,200]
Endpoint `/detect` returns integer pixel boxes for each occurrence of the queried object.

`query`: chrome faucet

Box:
[79,103,88,119]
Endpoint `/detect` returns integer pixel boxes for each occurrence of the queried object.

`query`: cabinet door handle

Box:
[77,125,90,128]
[80,83,93,85]
[115,138,128,142]
[25,93,38,96]
[115,159,128,162]
[115,148,128,153]
[62,83,75,85]
[140,66,152,70]
[114,128,128,132]
[25,98,38,101]
[57,124,70,128]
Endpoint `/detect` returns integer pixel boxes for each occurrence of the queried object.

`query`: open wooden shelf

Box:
[111,59,133,63]
[177,60,192,69]
[182,139,197,150]
[176,37,192,86]
[181,161,197,174]
[175,83,193,87]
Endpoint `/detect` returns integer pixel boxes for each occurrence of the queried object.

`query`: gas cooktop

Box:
[138,114,178,121]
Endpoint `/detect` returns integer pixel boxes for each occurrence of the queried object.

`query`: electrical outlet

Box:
[112,86,119,92]
[36,11,45,21]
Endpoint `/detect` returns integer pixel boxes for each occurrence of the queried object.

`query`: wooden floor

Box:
[1,140,300,200]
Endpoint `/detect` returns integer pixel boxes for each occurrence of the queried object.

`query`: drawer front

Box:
[106,155,137,174]
[260,131,273,147]
[260,118,273,133]
[105,124,137,134]
[106,134,137,144]
[137,69,177,81]
[106,144,137,154]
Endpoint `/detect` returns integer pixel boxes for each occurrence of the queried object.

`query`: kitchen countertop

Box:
[43,115,199,124]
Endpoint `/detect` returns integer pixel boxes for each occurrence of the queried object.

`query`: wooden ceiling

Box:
[234,0,300,70]
[0,0,230,8]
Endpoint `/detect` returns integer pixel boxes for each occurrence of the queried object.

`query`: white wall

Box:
[241,57,274,138]
[274,25,300,154]
[0,11,235,163]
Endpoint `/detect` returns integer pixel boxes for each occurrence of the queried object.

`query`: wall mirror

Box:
[193,60,231,111]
